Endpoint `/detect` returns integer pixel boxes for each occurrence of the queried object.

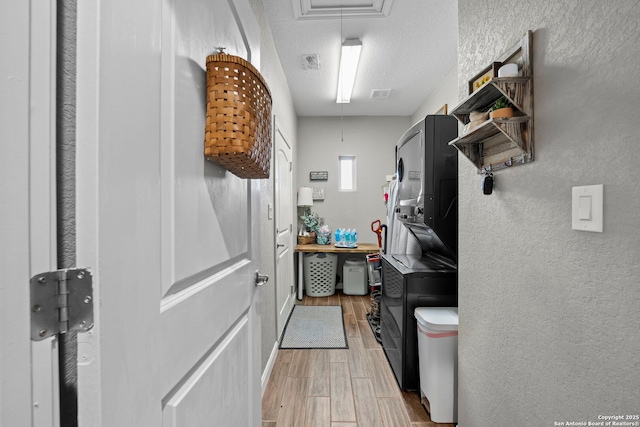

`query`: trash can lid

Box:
[414,307,458,332]
[344,258,364,265]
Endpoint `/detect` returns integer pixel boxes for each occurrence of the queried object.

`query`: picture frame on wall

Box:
[312,186,324,201]
[434,104,448,115]
[468,61,501,94]
[309,171,328,181]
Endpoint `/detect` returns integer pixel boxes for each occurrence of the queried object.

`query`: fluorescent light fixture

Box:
[336,38,362,104]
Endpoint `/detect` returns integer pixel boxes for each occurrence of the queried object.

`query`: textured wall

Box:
[457,1,640,425]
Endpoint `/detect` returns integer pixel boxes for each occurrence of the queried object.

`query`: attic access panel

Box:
[293,0,395,19]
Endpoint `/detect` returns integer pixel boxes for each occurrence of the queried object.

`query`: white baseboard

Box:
[261,340,279,397]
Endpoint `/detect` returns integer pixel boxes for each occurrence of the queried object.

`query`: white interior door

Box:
[1,2,59,426]
[274,124,295,339]
[75,0,262,425]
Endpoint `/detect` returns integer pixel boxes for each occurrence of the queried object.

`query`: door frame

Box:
[273,118,296,340]
[1,1,60,426]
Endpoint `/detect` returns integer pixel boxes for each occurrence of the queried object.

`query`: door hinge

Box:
[290,285,294,295]
[30,268,94,341]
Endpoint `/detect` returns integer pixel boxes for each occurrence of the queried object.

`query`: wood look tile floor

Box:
[262,291,455,427]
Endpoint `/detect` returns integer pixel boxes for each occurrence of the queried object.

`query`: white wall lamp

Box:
[336,38,362,104]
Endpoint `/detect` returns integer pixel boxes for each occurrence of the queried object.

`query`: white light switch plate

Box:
[572,184,603,232]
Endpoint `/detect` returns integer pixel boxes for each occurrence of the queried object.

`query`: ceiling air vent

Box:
[370,89,391,99]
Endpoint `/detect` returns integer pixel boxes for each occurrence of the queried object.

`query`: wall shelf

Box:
[449,31,534,172]
[451,77,531,122]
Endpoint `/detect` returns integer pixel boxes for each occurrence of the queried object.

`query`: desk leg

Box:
[297,252,303,300]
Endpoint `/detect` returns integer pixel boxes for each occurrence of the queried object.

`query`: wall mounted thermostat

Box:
[572,184,603,232]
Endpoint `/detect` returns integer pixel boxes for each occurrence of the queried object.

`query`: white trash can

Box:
[343,258,367,295]
[414,307,458,423]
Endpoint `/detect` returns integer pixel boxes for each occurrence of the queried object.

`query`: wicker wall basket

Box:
[204,53,272,179]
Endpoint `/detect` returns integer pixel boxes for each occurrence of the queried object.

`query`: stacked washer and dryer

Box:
[381,115,459,423]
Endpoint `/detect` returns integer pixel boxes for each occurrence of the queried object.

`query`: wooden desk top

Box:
[294,243,380,253]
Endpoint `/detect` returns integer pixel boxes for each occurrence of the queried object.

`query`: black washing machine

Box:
[380,253,457,391]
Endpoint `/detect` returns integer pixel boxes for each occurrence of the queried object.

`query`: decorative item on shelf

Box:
[316,225,332,245]
[203,51,272,179]
[489,97,514,119]
[301,211,320,233]
[298,233,316,245]
[497,63,519,77]
[463,110,489,134]
[468,62,501,94]
[299,211,321,245]
[297,187,316,244]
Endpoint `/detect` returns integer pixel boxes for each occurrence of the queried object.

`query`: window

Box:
[339,155,356,191]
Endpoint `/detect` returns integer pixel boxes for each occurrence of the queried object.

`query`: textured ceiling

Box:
[261,0,458,117]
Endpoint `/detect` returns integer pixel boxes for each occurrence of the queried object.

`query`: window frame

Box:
[338,155,356,192]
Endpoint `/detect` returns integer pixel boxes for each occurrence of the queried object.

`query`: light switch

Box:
[578,195,592,220]
[572,185,603,232]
